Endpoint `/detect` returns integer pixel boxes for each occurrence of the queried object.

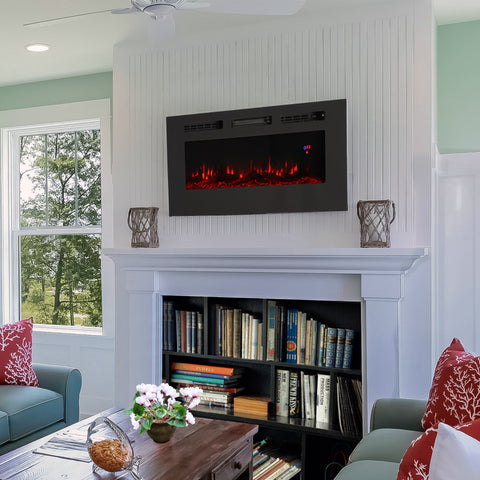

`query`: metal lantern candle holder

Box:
[357,200,396,248]
[127,207,159,248]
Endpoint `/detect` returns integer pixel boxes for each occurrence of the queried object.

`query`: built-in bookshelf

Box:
[161,295,362,478]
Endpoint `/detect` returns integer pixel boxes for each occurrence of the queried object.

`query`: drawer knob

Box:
[233,461,242,470]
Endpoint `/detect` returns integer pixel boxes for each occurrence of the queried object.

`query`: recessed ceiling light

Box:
[25,43,50,53]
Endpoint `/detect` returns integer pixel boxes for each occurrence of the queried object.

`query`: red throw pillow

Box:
[422,338,480,430]
[0,318,38,386]
[397,419,480,480]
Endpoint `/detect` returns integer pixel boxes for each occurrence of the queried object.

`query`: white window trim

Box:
[0,99,113,337]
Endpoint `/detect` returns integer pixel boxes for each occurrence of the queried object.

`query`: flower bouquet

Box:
[124,383,203,435]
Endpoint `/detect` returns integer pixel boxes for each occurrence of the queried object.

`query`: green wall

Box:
[437,20,480,153]
[0,72,112,111]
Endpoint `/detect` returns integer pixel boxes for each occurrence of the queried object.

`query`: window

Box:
[18,127,102,326]
[1,100,112,332]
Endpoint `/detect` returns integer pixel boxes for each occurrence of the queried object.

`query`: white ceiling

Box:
[1,0,479,88]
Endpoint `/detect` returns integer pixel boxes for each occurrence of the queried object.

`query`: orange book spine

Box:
[170,362,237,376]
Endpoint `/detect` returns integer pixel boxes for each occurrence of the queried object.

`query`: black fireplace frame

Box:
[166,99,347,216]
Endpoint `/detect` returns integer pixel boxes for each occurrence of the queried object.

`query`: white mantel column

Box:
[361,274,404,421]
[114,270,163,406]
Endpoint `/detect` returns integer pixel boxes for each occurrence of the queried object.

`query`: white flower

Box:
[185,411,195,425]
[130,413,141,430]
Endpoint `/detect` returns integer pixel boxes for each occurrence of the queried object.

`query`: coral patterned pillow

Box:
[0,318,38,386]
[397,419,480,480]
[422,338,480,430]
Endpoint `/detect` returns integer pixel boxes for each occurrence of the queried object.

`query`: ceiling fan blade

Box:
[111,7,141,15]
[203,0,305,16]
[23,9,116,28]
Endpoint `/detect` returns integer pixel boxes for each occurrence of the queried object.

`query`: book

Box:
[276,305,286,362]
[276,369,290,417]
[170,374,240,385]
[286,309,298,364]
[197,312,204,355]
[317,323,326,367]
[266,300,277,361]
[310,319,318,366]
[233,308,242,358]
[181,310,187,353]
[325,327,338,367]
[170,362,243,376]
[315,373,331,425]
[334,328,345,368]
[166,301,174,351]
[298,312,306,364]
[186,311,192,353]
[342,328,354,369]
[288,371,301,418]
[175,310,182,353]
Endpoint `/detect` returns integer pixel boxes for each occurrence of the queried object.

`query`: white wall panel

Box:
[435,152,480,358]
[113,2,431,250]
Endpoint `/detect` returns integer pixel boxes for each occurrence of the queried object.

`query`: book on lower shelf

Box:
[253,439,301,480]
[336,376,362,437]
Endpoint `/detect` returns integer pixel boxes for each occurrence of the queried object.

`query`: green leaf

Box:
[132,403,145,416]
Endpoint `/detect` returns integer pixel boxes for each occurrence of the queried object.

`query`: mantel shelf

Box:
[103,247,429,275]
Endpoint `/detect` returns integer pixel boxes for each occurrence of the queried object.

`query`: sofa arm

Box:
[370,398,427,432]
[33,363,82,426]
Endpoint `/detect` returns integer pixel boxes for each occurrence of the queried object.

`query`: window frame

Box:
[0,100,113,336]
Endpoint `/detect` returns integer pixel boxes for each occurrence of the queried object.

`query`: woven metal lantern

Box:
[357,200,396,248]
[127,207,159,248]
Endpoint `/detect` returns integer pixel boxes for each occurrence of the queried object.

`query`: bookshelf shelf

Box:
[161,294,362,479]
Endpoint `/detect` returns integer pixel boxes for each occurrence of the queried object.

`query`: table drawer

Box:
[211,442,252,480]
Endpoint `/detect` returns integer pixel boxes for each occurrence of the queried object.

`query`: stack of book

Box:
[336,376,362,437]
[233,396,271,419]
[169,362,244,414]
[275,369,331,427]
[253,440,301,480]
[212,304,263,360]
[162,301,204,355]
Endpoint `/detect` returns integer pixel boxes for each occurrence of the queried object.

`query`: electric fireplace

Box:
[166,99,347,216]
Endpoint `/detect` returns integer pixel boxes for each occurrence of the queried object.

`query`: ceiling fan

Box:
[24,0,307,29]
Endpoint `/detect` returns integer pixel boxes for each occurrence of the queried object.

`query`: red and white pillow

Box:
[397,419,480,480]
[422,337,480,430]
[0,318,38,386]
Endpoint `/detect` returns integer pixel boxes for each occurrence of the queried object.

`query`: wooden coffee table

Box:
[0,408,258,480]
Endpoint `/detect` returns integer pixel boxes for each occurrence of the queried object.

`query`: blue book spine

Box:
[334,328,345,368]
[342,329,355,369]
[286,309,299,364]
[325,327,337,367]
[172,370,236,380]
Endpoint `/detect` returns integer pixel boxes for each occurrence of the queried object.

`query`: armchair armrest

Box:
[370,398,427,432]
[33,363,82,425]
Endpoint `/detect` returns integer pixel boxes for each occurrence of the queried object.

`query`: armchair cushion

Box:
[0,412,9,446]
[0,385,63,441]
[334,460,400,480]
[349,428,420,464]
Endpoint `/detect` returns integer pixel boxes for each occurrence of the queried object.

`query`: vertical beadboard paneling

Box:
[115,9,428,248]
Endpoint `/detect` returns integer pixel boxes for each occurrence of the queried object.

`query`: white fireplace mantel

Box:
[103,247,428,274]
[105,247,430,430]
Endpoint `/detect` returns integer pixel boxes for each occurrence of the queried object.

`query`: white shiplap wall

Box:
[113,1,431,249]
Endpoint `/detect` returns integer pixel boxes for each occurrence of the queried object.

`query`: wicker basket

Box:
[127,207,159,248]
[356,200,396,248]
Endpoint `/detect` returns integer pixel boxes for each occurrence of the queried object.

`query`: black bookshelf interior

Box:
[161,295,362,478]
